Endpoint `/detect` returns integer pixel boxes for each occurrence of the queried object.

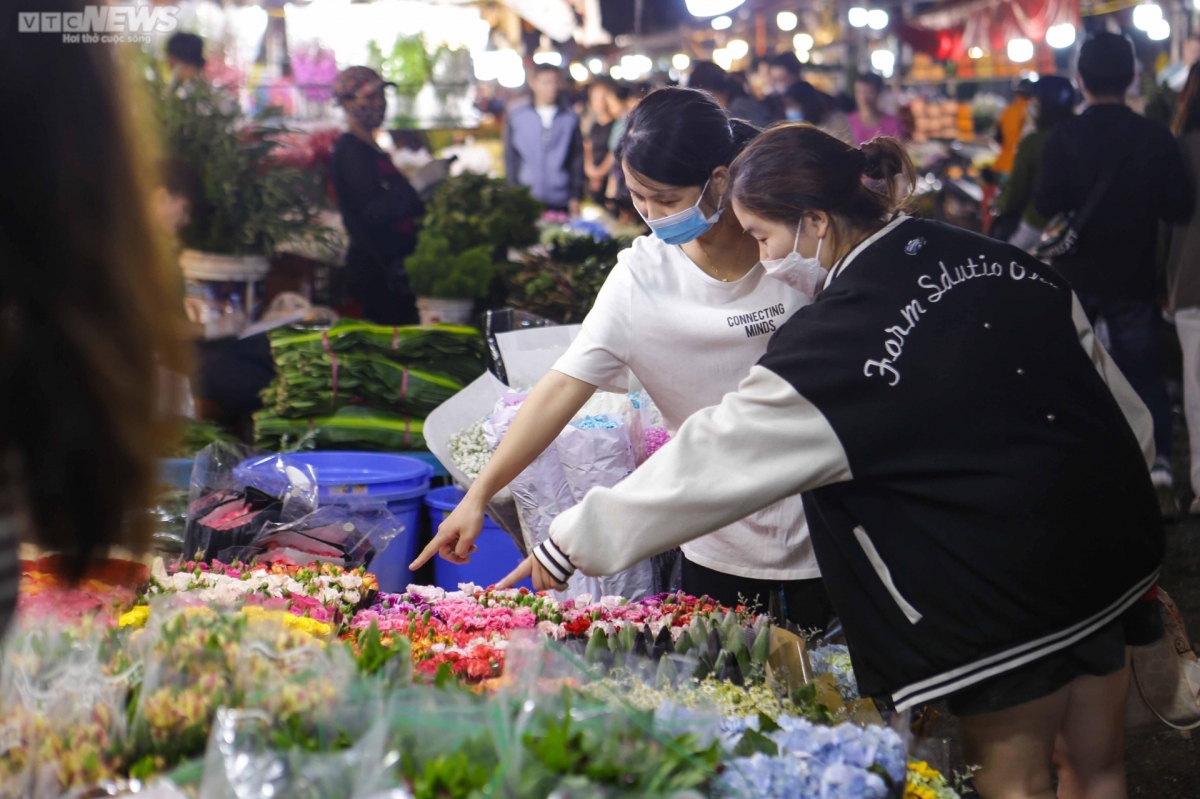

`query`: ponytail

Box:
[728,123,914,233]
[617,87,762,188]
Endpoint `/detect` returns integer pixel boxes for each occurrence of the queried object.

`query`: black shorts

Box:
[946,600,1163,717]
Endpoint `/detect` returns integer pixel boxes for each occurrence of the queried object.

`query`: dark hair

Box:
[589,76,617,95]
[1033,76,1076,133]
[770,52,803,78]
[617,87,760,188]
[785,81,830,125]
[729,124,914,248]
[687,61,731,96]
[2,0,189,580]
[1077,32,1134,98]
[1174,63,1200,136]
[532,63,563,78]
[855,72,885,92]
[166,32,205,68]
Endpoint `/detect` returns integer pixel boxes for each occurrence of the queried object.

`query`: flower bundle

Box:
[905,760,963,799]
[716,714,908,799]
[139,558,376,629]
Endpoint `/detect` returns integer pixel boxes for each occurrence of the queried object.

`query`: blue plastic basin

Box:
[235,451,433,592]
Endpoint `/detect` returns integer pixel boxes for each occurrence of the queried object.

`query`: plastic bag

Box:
[0,622,134,798]
[483,309,557,386]
[227,504,404,571]
[182,442,318,564]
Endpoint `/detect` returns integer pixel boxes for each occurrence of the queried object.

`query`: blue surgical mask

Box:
[637,178,723,245]
[785,108,804,121]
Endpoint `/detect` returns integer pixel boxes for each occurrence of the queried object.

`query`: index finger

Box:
[410,527,456,571]
[495,556,534,590]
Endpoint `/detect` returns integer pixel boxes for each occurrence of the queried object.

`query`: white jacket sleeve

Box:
[532,366,852,582]
[1071,293,1156,469]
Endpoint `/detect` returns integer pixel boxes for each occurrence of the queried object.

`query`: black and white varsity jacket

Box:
[534,216,1165,711]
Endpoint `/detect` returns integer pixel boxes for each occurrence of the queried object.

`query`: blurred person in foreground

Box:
[1036,32,1192,513]
[1167,62,1200,514]
[504,64,584,217]
[331,66,424,325]
[847,72,904,145]
[0,0,189,634]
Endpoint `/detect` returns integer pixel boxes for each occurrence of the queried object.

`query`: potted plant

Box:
[404,231,493,324]
[151,76,327,326]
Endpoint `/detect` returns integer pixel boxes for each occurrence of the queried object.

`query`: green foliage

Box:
[380,34,430,98]
[423,173,542,257]
[405,231,494,299]
[505,231,632,323]
[150,75,327,256]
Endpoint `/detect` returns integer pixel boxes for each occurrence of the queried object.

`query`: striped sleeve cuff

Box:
[533,538,575,584]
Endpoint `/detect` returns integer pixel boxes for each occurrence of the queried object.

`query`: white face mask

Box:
[759,220,828,299]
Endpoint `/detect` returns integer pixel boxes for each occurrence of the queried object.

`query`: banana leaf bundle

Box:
[268,321,486,385]
[267,350,464,419]
[255,406,427,452]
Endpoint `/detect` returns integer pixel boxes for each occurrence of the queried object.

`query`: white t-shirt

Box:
[553,234,818,580]
[535,105,558,129]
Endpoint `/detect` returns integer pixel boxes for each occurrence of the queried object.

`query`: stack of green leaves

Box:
[255,321,483,452]
[255,407,427,452]
[267,321,485,385]
[267,350,464,419]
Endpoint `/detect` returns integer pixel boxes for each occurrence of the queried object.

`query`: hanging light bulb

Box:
[1045,23,1076,49]
[848,7,869,27]
[672,53,691,70]
[685,0,745,16]
[968,46,984,59]
[1132,3,1163,31]
[711,15,733,30]
[726,39,749,60]
[867,9,889,30]
[793,33,814,52]
[777,11,798,32]
[1148,17,1171,40]
[1007,38,1034,63]
[568,62,589,82]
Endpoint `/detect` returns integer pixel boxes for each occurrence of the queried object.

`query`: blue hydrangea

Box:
[574,414,621,430]
[716,716,907,798]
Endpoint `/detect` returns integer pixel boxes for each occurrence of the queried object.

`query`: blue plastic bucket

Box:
[425,487,531,591]
[235,451,433,592]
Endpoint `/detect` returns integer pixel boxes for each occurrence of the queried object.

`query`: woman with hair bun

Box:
[412,89,831,628]
[515,124,1163,797]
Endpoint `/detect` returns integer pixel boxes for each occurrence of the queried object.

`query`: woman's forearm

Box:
[465,370,597,507]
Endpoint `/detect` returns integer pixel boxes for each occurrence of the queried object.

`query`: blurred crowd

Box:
[495,54,906,225]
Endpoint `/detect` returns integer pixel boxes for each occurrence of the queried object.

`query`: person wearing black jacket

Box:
[490,126,1163,798]
[1036,33,1193,509]
[331,66,424,325]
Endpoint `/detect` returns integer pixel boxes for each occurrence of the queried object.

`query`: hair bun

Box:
[860,142,884,180]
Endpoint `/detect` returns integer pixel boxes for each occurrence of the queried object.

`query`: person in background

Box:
[689,60,773,128]
[504,64,584,217]
[994,76,1076,250]
[1036,32,1192,515]
[784,81,854,145]
[606,84,647,220]
[331,66,424,325]
[510,123,1164,799]
[166,32,205,83]
[583,77,622,206]
[768,51,804,98]
[1168,63,1200,514]
[0,0,190,636]
[847,72,904,145]
[414,88,831,631]
[992,79,1034,176]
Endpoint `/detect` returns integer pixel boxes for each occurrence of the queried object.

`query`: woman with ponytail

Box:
[514,124,1162,798]
[413,89,831,629]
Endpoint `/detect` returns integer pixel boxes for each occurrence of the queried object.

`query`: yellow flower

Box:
[904,787,939,799]
[239,606,331,640]
[118,606,150,628]
[912,761,943,781]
